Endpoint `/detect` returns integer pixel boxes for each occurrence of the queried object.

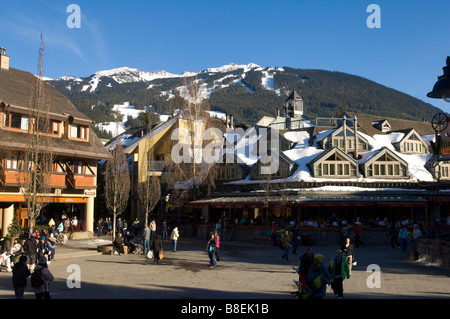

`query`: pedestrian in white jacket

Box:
[170,227,180,252]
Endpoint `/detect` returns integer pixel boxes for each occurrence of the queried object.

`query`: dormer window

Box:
[3,112,30,131]
[37,118,61,136]
[69,124,88,141]
[373,120,391,132]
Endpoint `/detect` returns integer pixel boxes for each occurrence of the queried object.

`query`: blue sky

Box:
[1,0,450,113]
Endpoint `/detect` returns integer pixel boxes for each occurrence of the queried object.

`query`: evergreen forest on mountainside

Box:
[47,66,442,138]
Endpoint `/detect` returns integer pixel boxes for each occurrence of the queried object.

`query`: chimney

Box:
[230,114,234,129]
[226,114,229,128]
[276,107,280,117]
[354,116,359,159]
[0,47,10,70]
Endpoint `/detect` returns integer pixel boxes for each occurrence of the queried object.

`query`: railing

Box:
[0,169,93,189]
[68,174,96,188]
[0,170,30,185]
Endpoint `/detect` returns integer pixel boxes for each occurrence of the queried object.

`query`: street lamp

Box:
[428,56,450,237]
[428,56,450,101]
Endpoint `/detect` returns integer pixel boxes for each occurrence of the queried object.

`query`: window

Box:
[315,152,356,177]
[70,124,88,140]
[331,134,368,152]
[441,164,450,178]
[318,161,355,177]
[367,156,407,178]
[73,161,84,174]
[3,112,30,131]
[218,166,238,180]
[5,155,19,169]
[38,118,61,135]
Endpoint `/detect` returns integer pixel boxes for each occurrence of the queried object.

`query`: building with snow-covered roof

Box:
[186,106,450,237]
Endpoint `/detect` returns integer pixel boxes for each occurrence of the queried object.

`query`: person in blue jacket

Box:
[307,253,330,299]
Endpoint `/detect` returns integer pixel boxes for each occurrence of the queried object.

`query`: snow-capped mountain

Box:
[50,63,280,95]
[45,62,442,139]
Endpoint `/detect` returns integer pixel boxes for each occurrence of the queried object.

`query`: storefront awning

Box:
[185,193,428,208]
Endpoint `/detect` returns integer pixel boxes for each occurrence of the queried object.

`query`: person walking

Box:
[213,231,221,261]
[399,224,409,253]
[97,218,103,237]
[12,256,31,299]
[32,256,54,299]
[387,223,401,249]
[296,247,314,289]
[329,249,350,298]
[307,254,330,299]
[170,226,180,252]
[47,235,56,262]
[117,218,124,235]
[281,230,291,262]
[341,237,355,274]
[23,235,38,271]
[162,220,169,242]
[150,219,157,240]
[132,218,140,236]
[151,234,163,265]
[142,223,151,256]
[354,222,364,247]
[206,233,217,268]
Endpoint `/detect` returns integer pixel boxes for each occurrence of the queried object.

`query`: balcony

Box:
[68,174,96,189]
[48,173,67,188]
[0,170,68,188]
[0,170,29,186]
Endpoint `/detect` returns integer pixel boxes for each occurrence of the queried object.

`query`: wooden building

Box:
[0,50,110,235]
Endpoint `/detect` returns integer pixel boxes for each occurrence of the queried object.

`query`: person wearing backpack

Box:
[31,256,54,299]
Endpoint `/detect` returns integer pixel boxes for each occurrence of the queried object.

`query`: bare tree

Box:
[20,34,54,235]
[167,78,219,206]
[104,142,130,240]
[137,120,161,223]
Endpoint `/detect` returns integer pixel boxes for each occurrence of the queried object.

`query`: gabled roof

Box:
[0,68,109,160]
[0,68,92,123]
[309,147,358,166]
[361,146,408,168]
[345,112,435,137]
[317,124,370,148]
[250,149,298,177]
[285,90,302,102]
[391,128,428,147]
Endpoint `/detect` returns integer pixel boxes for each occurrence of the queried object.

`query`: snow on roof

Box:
[229,124,436,184]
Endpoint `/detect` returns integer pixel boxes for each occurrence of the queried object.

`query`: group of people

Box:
[387,222,424,252]
[293,237,354,299]
[141,220,180,265]
[0,231,56,299]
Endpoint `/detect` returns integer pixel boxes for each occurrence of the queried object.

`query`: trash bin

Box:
[301,232,312,246]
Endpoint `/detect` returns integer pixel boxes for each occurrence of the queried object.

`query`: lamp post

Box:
[428,56,450,237]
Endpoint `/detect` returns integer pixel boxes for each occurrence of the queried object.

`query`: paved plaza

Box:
[0,236,449,301]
